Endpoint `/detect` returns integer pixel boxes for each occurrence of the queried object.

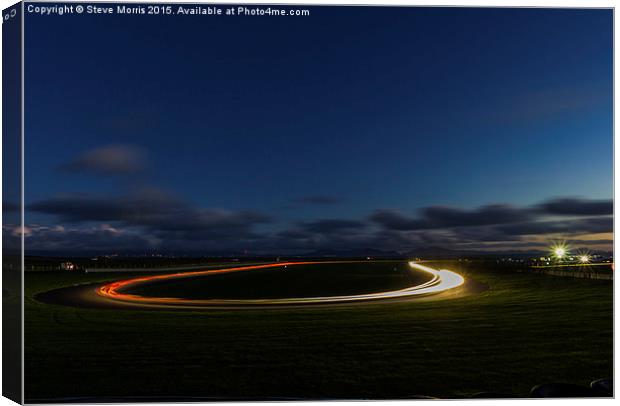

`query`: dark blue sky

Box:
[20,5,613,255]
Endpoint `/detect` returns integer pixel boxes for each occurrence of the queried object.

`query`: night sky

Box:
[17,5,613,255]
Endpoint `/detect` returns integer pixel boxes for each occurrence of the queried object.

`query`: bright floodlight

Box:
[551,243,569,260]
[579,255,590,263]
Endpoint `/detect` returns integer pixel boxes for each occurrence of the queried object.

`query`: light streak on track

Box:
[96,261,466,308]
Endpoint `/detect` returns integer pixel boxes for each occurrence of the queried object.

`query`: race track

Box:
[37,261,486,310]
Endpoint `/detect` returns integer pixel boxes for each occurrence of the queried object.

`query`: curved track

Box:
[37,261,485,310]
[98,261,464,305]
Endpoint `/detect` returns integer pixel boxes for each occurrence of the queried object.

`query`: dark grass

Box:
[530,263,613,276]
[128,261,429,299]
[22,260,612,400]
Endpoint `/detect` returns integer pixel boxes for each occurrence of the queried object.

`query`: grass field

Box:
[22,260,612,400]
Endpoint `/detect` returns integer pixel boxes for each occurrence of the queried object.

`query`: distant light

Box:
[579,255,590,263]
[551,242,569,260]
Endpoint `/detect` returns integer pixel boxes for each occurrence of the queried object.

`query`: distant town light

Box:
[579,255,591,263]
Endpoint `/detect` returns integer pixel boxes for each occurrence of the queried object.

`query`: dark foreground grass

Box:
[23,261,612,400]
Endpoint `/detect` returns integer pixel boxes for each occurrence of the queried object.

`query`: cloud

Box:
[27,188,272,253]
[536,197,613,216]
[496,216,612,236]
[370,198,612,232]
[369,204,534,231]
[292,195,343,205]
[22,224,160,254]
[25,194,613,255]
[30,190,269,231]
[299,219,366,234]
[363,198,613,253]
[58,144,148,175]
[262,219,371,253]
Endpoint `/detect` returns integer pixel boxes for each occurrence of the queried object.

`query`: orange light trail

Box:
[96,261,466,307]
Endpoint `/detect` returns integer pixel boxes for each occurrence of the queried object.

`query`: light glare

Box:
[551,242,569,260]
